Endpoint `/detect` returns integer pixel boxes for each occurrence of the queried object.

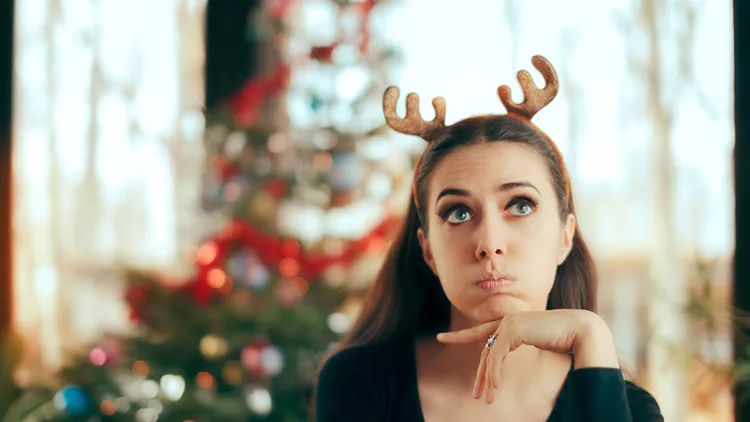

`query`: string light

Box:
[278,258,300,278]
[196,372,215,389]
[197,242,219,265]
[132,360,150,377]
[207,268,228,289]
[100,399,116,416]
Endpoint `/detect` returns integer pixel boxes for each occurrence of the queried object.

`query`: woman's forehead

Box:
[428,143,552,197]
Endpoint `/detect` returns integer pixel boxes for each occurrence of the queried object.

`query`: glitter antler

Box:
[497,55,559,120]
[382,86,447,141]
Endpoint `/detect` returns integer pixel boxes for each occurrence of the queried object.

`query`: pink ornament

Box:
[90,348,108,366]
[241,343,265,376]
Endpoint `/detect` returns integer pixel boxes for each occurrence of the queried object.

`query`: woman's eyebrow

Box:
[435,181,541,204]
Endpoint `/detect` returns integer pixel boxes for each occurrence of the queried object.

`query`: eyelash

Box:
[437,195,539,224]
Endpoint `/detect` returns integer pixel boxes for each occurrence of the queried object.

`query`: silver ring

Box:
[485,333,498,349]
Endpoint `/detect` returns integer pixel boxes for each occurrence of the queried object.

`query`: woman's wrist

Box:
[571,312,620,370]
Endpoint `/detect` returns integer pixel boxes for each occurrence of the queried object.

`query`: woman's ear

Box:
[557,213,576,265]
[417,228,437,275]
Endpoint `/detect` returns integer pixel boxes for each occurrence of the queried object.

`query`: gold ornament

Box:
[222,361,244,386]
[249,190,277,222]
[199,334,229,360]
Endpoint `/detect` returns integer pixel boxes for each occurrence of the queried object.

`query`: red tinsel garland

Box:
[227,64,291,127]
[188,214,399,304]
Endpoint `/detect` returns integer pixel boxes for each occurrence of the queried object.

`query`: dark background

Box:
[733,0,749,420]
[1,0,14,340]
[205,0,260,110]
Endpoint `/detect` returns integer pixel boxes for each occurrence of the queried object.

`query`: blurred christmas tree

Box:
[5,0,411,421]
[1,331,22,417]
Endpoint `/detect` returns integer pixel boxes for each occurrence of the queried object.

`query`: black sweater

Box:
[315,341,664,421]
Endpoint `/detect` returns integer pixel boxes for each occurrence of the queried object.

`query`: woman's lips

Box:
[476,278,515,293]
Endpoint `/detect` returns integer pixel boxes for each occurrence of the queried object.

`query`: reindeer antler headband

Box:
[383,55,570,211]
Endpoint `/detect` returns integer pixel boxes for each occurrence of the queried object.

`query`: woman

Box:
[314,56,664,421]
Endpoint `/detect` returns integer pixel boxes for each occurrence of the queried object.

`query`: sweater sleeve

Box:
[569,368,664,422]
[314,348,383,422]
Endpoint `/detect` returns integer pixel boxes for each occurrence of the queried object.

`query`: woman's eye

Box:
[446,206,472,224]
[508,198,535,216]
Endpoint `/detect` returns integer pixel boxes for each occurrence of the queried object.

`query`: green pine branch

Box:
[1,330,22,418]
[4,268,346,422]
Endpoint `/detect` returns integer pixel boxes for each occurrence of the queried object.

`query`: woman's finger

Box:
[473,347,489,399]
[482,330,504,404]
[485,322,517,403]
[437,320,499,344]
[487,344,499,392]
[484,353,495,404]
[487,343,508,394]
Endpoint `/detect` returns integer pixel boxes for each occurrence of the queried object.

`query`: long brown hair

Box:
[341,114,598,349]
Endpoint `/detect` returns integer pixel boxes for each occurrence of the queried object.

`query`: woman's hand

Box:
[436,309,619,404]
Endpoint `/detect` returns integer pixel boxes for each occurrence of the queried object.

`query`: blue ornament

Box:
[226,253,248,281]
[311,97,323,111]
[54,385,88,415]
[328,152,361,191]
[247,261,270,291]
[228,251,270,291]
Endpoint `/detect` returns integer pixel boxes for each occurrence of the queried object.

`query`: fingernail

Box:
[436,333,446,340]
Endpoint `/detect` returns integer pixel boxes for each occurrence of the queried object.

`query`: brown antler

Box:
[497,55,559,120]
[383,86,446,141]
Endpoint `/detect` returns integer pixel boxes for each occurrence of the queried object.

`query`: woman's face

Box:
[417,142,575,326]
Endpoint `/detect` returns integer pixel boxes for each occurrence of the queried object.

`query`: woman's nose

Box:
[475,244,503,260]
[475,222,506,260]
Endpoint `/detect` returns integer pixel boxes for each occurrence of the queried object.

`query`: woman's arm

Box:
[436,309,665,420]
[569,368,664,422]
[554,313,662,421]
[570,313,663,421]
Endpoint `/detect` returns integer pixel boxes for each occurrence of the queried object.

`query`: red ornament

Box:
[241,340,271,377]
[127,306,141,323]
[220,163,241,182]
[280,239,301,258]
[310,45,336,62]
[278,258,300,278]
[331,191,355,207]
[125,284,149,322]
[264,179,289,198]
[126,285,149,303]
[265,0,292,20]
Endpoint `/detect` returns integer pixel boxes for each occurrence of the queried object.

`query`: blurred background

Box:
[0,0,747,421]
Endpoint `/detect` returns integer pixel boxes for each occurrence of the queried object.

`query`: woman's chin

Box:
[475,298,531,321]
[451,295,535,327]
